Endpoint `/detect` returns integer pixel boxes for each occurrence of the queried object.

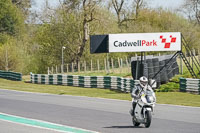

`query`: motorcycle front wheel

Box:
[132,117,140,127]
[144,111,152,128]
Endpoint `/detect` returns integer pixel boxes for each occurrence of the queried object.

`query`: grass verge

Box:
[0,78,200,107]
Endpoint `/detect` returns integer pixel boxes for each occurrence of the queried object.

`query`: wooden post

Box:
[78,61,80,73]
[126,57,129,67]
[97,59,100,72]
[120,58,123,73]
[136,57,139,80]
[91,59,93,71]
[56,65,58,74]
[104,58,107,73]
[107,53,110,73]
[51,66,54,74]
[67,64,68,73]
[193,49,196,56]
[118,57,120,68]
[120,58,123,67]
[48,67,50,75]
[126,57,129,73]
[198,49,200,62]
[72,63,74,73]
[190,51,192,66]
[180,54,183,74]
[5,48,8,71]
[111,58,114,73]
[192,51,194,68]
[84,61,86,72]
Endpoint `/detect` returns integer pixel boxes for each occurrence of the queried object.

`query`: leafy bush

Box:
[156,82,179,92]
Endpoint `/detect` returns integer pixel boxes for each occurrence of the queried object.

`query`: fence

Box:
[48,57,131,74]
[0,70,22,81]
[48,50,200,75]
[179,78,200,94]
[30,73,136,93]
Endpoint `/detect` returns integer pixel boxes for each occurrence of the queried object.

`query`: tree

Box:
[112,0,125,26]
[111,0,146,30]
[59,0,102,63]
[0,0,24,37]
[133,0,146,19]
[12,0,32,18]
[182,0,200,24]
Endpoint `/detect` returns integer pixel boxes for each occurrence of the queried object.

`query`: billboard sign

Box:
[108,32,181,52]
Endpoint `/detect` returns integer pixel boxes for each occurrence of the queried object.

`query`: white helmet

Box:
[139,76,148,87]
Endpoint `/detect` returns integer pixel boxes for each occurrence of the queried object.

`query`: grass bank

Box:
[0,78,200,107]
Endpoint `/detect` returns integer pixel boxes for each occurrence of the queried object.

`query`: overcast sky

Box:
[31,0,184,12]
[149,0,184,10]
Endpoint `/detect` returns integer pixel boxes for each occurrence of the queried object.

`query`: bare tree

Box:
[111,0,145,29]
[112,0,125,25]
[182,0,200,24]
[134,0,144,19]
[62,0,101,63]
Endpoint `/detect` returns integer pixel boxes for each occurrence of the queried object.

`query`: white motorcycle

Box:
[132,87,156,128]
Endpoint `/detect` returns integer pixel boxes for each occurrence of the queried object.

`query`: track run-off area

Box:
[0,89,199,133]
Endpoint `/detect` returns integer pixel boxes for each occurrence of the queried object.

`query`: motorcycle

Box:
[131,86,156,128]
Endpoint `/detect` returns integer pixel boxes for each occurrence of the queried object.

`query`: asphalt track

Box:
[0,89,200,133]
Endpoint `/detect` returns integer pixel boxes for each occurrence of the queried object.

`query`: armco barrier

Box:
[0,70,22,81]
[180,78,200,94]
[30,73,135,93]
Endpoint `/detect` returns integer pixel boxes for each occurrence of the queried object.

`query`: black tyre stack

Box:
[131,54,179,88]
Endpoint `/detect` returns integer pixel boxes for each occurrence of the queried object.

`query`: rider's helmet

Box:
[139,76,148,88]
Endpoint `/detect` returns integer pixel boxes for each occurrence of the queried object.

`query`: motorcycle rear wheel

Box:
[132,117,140,127]
[144,111,152,128]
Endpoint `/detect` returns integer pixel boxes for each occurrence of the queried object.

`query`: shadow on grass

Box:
[59,92,65,95]
[107,89,129,94]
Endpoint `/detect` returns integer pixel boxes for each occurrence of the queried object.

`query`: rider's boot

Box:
[129,109,134,116]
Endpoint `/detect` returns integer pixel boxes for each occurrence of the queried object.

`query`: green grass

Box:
[156,92,200,107]
[0,78,131,100]
[0,78,200,107]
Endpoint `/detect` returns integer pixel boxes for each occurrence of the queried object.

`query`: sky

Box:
[31,0,185,12]
[149,0,184,10]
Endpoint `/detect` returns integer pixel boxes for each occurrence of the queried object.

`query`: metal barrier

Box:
[30,73,135,93]
[0,70,22,81]
[179,78,200,94]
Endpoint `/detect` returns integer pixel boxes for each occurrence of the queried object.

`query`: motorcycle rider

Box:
[130,76,154,116]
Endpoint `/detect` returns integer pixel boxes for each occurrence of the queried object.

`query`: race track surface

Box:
[0,89,199,133]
